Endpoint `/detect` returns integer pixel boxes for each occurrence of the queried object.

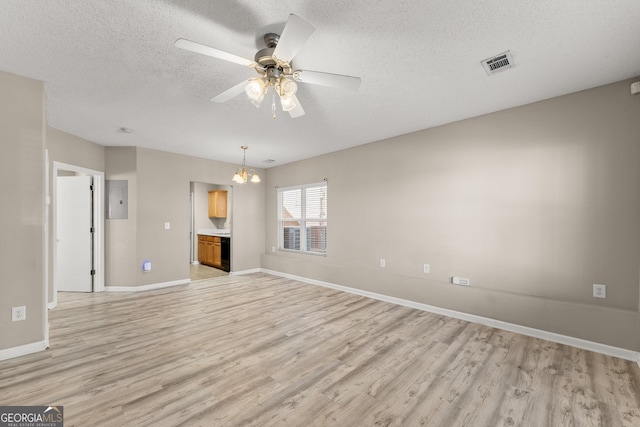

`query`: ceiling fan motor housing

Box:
[263,33,280,48]
[255,47,276,67]
[255,33,292,76]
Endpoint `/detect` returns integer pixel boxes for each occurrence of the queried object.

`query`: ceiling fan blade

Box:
[288,95,305,118]
[211,80,249,103]
[293,70,361,91]
[273,14,315,63]
[175,38,255,68]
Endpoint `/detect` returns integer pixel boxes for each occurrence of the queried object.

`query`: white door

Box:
[57,175,93,292]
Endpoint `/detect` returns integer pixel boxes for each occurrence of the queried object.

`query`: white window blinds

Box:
[278,182,327,254]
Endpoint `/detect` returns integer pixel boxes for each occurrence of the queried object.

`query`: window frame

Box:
[277,181,327,255]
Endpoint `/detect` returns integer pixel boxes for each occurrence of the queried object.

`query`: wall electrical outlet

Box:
[379,259,386,268]
[593,284,606,299]
[452,277,471,286]
[12,306,26,322]
[423,264,430,273]
[164,222,170,230]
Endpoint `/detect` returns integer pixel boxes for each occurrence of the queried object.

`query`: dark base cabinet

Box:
[220,237,230,272]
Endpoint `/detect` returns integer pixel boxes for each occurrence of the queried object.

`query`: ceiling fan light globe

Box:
[245,79,266,101]
[280,95,297,112]
[279,79,297,97]
[249,95,264,108]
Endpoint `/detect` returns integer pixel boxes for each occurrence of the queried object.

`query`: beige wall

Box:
[105,147,264,287]
[47,127,105,172]
[105,147,138,286]
[136,148,264,279]
[46,127,105,303]
[263,78,640,351]
[3,64,637,357]
[0,70,45,351]
[46,136,263,289]
[135,148,190,284]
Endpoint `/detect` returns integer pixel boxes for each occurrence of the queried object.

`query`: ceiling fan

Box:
[175,13,361,118]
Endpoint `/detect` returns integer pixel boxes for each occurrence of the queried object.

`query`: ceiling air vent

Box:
[481,51,513,76]
[262,159,276,164]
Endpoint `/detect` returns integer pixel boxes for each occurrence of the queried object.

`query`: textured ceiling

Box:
[1,1,639,168]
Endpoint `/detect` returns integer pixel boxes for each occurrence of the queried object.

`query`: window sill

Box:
[277,248,327,257]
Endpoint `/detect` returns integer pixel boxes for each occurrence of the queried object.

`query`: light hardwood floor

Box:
[190,263,228,281]
[1,273,639,426]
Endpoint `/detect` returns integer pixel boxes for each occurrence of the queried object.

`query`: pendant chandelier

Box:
[232,146,260,184]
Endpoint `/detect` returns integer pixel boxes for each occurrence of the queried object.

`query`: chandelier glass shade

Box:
[232,146,260,184]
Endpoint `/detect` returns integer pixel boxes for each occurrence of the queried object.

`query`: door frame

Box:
[51,162,105,307]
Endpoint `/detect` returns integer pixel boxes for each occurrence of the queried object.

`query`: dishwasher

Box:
[220,237,230,272]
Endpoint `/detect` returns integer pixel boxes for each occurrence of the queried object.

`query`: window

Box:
[278,182,327,254]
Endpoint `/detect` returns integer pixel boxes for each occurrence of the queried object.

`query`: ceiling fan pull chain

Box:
[271,89,277,119]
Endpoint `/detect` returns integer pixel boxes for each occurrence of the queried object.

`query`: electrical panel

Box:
[106,180,128,219]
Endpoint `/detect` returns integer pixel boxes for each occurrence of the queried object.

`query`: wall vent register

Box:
[481,51,514,75]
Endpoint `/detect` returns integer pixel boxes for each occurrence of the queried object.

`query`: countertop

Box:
[197,228,231,237]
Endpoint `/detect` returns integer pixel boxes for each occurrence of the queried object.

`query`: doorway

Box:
[52,162,104,306]
[189,181,232,280]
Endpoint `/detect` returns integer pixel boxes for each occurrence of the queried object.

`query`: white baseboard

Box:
[230,268,261,276]
[0,341,47,362]
[105,278,190,292]
[260,269,640,366]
